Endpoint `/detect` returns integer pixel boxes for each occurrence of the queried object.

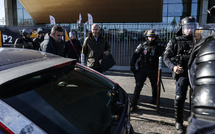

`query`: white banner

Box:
[78,13,82,24]
[87,13,93,25]
[84,21,89,25]
[49,15,56,25]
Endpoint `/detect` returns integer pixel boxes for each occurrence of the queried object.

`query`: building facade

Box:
[2,0,215,67]
[4,0,215,26]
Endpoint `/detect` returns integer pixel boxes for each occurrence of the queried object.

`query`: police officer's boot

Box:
[174,95,185,134]
[131,88,141,112]
[151,87,157,104]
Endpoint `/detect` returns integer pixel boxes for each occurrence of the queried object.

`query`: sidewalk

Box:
[104,70,190,134]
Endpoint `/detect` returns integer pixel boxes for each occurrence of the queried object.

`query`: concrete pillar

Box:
[199,0,209,26]
[4,0,13,26]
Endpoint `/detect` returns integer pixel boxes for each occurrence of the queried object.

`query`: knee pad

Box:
[175,95,185,102]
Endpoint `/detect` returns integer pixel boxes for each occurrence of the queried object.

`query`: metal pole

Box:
[157,56,162,115]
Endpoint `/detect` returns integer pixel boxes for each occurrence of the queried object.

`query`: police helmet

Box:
[22,28,32,36]
[69,30,77,37]
[37,27,46,34]
[180,16,199,35]
[146,29,158,37]
[194,27,204,44]
[195,26,213,38]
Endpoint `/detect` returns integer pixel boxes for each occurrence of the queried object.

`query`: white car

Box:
[0,48,133,134]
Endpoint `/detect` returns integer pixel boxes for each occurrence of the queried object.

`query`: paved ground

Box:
[104,71,191,134]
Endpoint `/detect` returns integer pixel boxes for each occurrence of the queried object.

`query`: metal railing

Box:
[99,23,177,66]
[69,23,177,69]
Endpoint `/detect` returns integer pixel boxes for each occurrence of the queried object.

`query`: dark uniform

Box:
[130,29,165,111]
[33,27,46,50]
[64,30,82,61]
[187,6,215,134]
[14,28,34,49]
[163,16,199,133]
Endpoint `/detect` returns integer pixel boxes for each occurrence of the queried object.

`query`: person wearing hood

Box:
[163,16,199,133]
[40,25,65,57]
[130,29,165,112]
[34,27,46,50]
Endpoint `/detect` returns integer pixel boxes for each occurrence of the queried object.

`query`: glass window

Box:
[191,3,198,16]
[162,17,168,23]
[24,10,32,19]
[163,0,168,4]
[16,0,22,8]
[17,8,23,20]
[167,0,183,4]
[168,17,180,25]
[168,4,183,16]
[2,64,113,134]
[163,4,167,16]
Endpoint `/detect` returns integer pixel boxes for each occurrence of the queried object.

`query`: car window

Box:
[1,65,113,134]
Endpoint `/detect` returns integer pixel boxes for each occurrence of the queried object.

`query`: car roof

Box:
[0,48,62,67]
[0,48,73,85]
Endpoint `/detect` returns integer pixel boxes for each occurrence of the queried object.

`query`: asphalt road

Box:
[104,70,190,134]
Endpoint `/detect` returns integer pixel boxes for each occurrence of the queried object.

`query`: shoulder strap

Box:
[69,39,80,58]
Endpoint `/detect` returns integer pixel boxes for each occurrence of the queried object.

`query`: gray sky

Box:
[0,0,5,19]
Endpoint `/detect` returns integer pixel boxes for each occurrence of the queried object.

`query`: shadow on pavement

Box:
[128,94,190,122]
[104,70,134,77]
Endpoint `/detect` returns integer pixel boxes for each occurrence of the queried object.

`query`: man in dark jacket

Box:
[64,30,82,61]
[81,24,110,73]
[40,25,64,57]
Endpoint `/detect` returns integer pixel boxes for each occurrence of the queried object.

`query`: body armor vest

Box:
[192,37,215,119]
[174,36,193,70]
[140,42,157,65]
[15,38,34,49]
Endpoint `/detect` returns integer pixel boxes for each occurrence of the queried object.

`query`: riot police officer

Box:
[33,27,46,50]
[130,29,165,111]
[14,28,34,49]
[187,6,215,134]
[163,16,199,133]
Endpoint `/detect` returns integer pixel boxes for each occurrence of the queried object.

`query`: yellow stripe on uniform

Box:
[65,29,70,42]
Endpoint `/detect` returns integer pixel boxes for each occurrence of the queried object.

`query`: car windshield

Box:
[1,64,113,134]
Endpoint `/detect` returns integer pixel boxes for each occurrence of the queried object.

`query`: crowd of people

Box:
[13,6,215,133]
[14,24,110,73]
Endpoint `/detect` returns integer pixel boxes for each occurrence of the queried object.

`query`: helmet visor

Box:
[182,22,199,35]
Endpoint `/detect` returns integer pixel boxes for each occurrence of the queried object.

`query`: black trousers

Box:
[131,67,158,106]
